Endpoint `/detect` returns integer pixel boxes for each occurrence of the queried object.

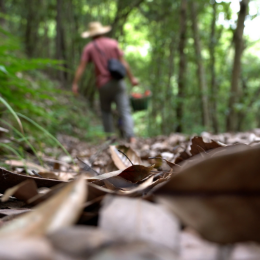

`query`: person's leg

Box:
[98,81,115,134]
[114,80,135,140]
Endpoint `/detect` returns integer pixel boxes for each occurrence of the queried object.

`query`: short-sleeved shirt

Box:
[81,37,124,88]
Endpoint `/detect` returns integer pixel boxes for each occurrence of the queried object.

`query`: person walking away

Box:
[72,22,138,143]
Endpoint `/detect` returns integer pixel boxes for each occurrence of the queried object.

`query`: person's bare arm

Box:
[119,56,139,86]
[72,59,87,95]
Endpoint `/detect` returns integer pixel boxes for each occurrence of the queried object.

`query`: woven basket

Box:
[130,91,151,112]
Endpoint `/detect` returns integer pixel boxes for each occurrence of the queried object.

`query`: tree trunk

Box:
[0,0,5,26]
[176,0,187,133]
[25,0,35,57]
[209,0,218,133]
[190,2,210,131]
[56,0,67,86]
[226,0,249,131]
[237,80,260,131]
[162,34,175,134]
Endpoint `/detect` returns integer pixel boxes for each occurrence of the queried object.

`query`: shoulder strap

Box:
[93,40,107,58]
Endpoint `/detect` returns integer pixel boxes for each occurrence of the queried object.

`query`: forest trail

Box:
[1,0,260,257]
[0,130,260,258]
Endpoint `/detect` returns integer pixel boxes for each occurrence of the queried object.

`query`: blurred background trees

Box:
[1,0,260,138]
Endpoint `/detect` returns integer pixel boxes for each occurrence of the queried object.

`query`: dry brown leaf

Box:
[37,171,59,180]
[155,144,260,243]
[27,183,67,206]
[0,176,87,237]
[5,160,49,172]
[87,183,115,201]
[99,196,180,251]
[119,176,154,195]
[105,176,137,189]
[1,179,38,203]
[190,136,224,156]
[110,145,142,170]
[86,164,155,185]
[103,180,118,190]
[148,154,163,169]
[28,180,113,206]
[86,170,122,181]
[174,150,191,164]
[0,167,64,194]
[38,171,75,181]
[175,136,226,165]
[118,164,155,183]
[48,226,116,259]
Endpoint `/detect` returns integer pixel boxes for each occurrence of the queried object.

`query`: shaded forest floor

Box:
[0,129,260,259]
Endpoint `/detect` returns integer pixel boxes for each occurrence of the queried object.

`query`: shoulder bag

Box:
[93,41,126,80]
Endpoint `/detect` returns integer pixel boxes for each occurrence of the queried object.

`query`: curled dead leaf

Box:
[190,136,224,156]
[119,165,155,183]
[110,145,142,170]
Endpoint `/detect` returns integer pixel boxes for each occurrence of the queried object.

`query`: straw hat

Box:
[81,22,111,38]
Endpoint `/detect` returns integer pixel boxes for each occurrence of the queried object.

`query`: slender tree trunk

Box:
[176,0,187,133]
[162,34,175,134]
[56,0,67,86]
[151,44,163,134]
[226,0,249,131]
[236,78,248,130]
[237,80,260,130]
[190,2,210,131]
[0,0,5,26]
[209,0,218,133]
[25,0,35,57]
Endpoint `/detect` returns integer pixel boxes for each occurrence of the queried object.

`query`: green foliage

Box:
[0,25,106,154]
[0,27,61,121]
[2,0,260,138]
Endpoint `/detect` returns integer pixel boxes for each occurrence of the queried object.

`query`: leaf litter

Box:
[1,131,260,258]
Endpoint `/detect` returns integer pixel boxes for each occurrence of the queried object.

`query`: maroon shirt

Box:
[81,37,124,88]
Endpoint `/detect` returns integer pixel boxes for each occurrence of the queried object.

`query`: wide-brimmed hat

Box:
[81,22,111,38]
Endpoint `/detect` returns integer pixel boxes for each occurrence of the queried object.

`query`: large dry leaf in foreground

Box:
[157,144,255,192]
[0,176,87,237]
[156,145,260,243]
[99,196,179,251]
[158,196,260,244]
[110,145,142,170]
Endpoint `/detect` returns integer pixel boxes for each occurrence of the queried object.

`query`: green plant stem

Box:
[0,119,44,167]
[0,97,24,134]
[17,113,74,164]
[0,143,25,164]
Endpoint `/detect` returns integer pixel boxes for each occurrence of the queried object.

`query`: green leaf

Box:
[0,65,8,74]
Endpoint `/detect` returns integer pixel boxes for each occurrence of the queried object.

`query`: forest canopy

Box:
[1,0,260,138]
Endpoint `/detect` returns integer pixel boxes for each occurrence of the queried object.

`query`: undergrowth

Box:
[0,26,105,164]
